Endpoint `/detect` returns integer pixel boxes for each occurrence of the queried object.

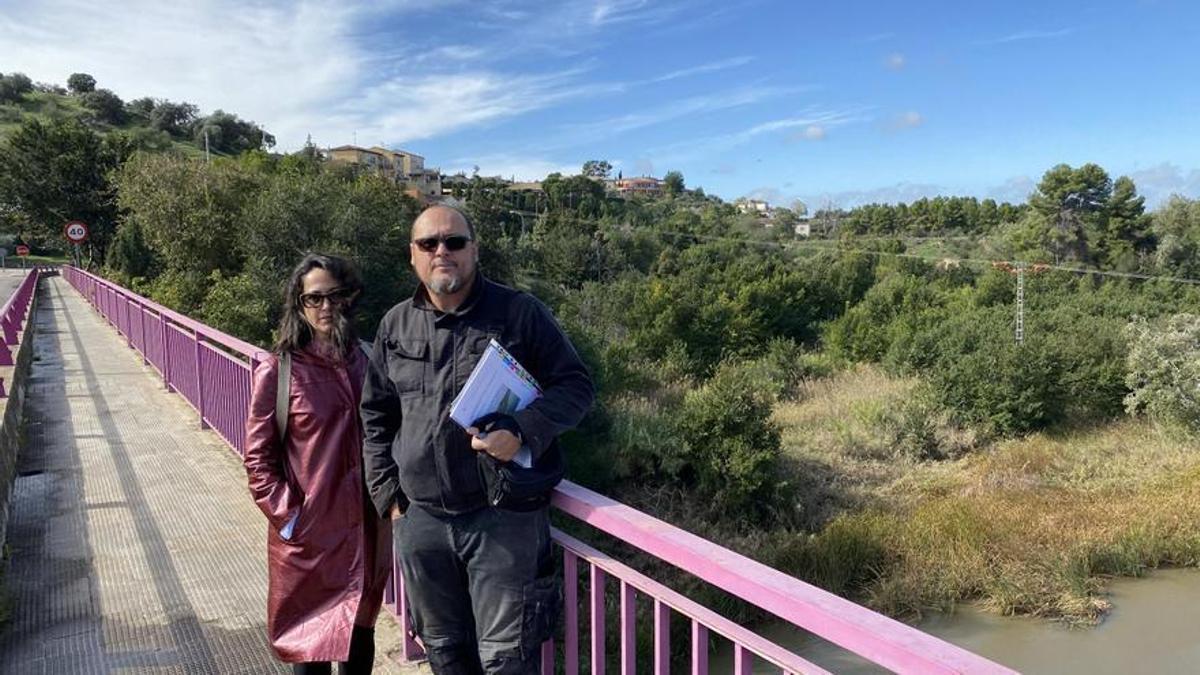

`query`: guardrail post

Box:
[194,329,207,428]
[161,316,173,390]
[137,300,147,364]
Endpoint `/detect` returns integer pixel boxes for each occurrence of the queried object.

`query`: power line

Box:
[646,229,1200,287]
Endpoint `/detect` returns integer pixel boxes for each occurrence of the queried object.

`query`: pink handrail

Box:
[0,268,41,372]
[60,265,1015,674]
[551,482,1015,674]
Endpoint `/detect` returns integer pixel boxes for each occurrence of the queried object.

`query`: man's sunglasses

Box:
[300,288,355,309]
[412,235,472,253]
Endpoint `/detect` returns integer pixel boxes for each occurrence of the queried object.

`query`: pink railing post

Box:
[653,600,669,675]
[565,552,579,675]
[733,644,752,675]
[591,565,606,675]
[620,582,636,675]
[690,622,707,675]
[194,329,207,428]
[160,315,172,390]
[138,301,148,364]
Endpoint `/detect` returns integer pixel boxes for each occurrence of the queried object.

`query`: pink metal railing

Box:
[60,266,1014,674]
[0,268,41,396]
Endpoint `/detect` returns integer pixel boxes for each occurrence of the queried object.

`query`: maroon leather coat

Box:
[243,346,391,663]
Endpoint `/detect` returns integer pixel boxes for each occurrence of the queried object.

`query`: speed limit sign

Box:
[64,220,90,244]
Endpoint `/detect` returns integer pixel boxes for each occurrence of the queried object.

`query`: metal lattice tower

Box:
[1015,265,1025,344]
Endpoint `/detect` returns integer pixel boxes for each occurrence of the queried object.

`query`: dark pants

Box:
[394,505,558,675]
[291,625,375,674]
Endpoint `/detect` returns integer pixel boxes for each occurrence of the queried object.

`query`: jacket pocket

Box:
[386,339,427,398]
[520,573,561,661]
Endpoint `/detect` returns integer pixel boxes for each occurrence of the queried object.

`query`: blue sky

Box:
[2,0,1198,207]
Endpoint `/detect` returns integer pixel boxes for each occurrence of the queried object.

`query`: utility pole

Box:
[1015,264,1025,345]
[204,129,210,163]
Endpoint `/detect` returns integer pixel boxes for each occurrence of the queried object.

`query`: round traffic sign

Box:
[64,220,89,243]
[15,245,29,256]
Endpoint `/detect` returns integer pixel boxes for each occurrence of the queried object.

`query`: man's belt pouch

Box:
[477,447,565,510]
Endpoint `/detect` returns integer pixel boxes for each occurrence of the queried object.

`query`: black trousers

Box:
[394,505,559,675]
[292,625,376,675]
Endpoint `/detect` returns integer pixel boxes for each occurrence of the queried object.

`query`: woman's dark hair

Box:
[273,253,363,357]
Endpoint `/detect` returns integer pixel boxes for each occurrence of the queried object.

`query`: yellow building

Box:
[325,145,443,202]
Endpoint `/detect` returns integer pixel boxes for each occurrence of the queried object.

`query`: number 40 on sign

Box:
[64,220,89,244]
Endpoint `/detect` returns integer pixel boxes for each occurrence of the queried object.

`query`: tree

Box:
[67,72,97,94]
[150,100,199,137]
[1099,176,1151,270]
[663,170,685,197]
[0,72,33,103]
[0,118,126,259]
[194,110,276,154]
[1153,196,1200,278]
[582,160,612,179]
[1029,163,1112,263]
[125,96,157,121]
[82,88,127,125]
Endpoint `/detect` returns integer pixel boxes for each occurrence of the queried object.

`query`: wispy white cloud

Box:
[337,69,622,146]
[985,175,1036,204]
[803,182,948,209]
[794,124,828,141]
[885,110,924,131]
[1126,163,1200,208]
[975,27,1075,46]
[590,0,677,27]
[445,154,580,181]
[560,85,805,143]
[650,106,869,163]
[648,56,755,83]
[884,53,906,71]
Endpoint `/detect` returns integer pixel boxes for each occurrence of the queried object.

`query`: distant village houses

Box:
[610,176,663,198]
[735,198,772,217]
[324,145,442,202]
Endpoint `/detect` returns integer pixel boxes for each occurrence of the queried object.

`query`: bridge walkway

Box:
[0,276,408,673]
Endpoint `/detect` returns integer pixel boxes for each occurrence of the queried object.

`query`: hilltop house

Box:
[325,145,442,202]
[610,176,663,198]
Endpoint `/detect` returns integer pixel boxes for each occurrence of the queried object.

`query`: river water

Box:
[711,568,1200,674]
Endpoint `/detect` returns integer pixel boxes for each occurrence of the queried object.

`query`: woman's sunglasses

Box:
[412,235,472,253]
[300,288,355,309]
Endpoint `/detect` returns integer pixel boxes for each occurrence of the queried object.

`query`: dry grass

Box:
[769,367,1200,624]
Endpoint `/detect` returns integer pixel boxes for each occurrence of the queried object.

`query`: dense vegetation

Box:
[5,69,1200,628]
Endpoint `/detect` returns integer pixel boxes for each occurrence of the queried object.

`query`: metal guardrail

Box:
[0,269,41,396]
[60,265,1015,674]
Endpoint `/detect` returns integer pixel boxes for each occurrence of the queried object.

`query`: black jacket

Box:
[360,276,594,517]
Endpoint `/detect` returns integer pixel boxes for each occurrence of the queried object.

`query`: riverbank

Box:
[770,366,1200,625]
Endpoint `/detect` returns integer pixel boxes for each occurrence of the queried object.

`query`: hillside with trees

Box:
[0,70,273,256]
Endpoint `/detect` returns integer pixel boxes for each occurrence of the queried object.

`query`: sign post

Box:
[63,220,89,268]
[15,245,29,269]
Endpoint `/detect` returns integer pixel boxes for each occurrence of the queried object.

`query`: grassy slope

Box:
[0,90,202,158]
[772,366,1200,625]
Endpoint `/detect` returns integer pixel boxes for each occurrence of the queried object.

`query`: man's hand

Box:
[468,427,521,462]
[389,503,404,520]
[468,413,523,463]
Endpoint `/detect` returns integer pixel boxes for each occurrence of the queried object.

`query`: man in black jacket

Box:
[361,205,594,675]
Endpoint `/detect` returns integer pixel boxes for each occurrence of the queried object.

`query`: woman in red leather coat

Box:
[243,254,391,674]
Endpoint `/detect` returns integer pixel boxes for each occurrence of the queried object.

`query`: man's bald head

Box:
[414,205,475,240]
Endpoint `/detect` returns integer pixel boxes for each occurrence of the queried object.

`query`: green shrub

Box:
[672,364,785,520]
[200,269,275,346]
[1125,313,1200,432]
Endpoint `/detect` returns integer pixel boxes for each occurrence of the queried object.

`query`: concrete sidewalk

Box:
[1,276,410,673]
